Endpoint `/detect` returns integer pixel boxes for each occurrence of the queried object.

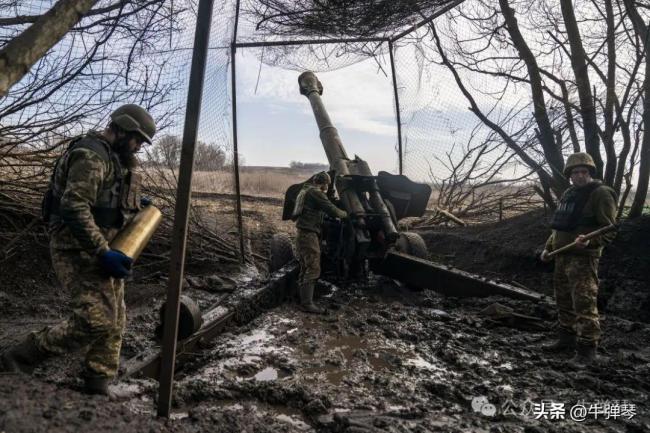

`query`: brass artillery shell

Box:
[110,205,163,261]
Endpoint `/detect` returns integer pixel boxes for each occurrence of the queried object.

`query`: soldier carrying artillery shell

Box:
[1,104,159,396]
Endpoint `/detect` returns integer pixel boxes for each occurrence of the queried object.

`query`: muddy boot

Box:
[569,342,597,367]
[542,328,576,354]
[1,334,49,373]
[299,281,324,314]
[84,373,115,397]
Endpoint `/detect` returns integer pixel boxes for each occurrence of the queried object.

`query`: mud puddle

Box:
[2,272,649,433]
[168,276,649,432]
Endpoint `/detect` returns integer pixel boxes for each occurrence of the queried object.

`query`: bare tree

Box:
[558,0,603,178]
[0,1,187,218]
[409,0,649,213]
[146,135,227,171]
[0,0,98,97]
[427,122,542,221]
[623,0,650,217]
[246,0,649,216]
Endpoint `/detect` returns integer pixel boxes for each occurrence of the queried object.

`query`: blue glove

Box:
[140,196,152,207]
[98,250,133,279]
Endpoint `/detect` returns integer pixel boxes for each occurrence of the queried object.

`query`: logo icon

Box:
[472,396,496,417]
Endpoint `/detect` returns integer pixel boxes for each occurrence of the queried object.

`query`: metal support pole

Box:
[157,0,214,418]
[388,41,403,175]
[231,45,245,262]
[231,0,245,263]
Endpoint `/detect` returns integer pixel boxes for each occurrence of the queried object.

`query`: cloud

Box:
[236,51,397,138]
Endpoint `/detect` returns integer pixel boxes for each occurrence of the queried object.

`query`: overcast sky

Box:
[235,50,400,174]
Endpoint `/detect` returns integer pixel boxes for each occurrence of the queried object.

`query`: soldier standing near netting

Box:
[292,171,347,314]
[540,152,617,366]
[1,104,156,395]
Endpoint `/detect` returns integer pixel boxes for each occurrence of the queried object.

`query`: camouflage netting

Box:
[1,0,556,254]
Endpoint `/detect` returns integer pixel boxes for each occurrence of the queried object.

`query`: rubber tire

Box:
[270,233,295,273]
[396,232,428,259]
[395,232,429,291]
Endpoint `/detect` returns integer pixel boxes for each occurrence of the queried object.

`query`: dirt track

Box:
[1,209,649,433]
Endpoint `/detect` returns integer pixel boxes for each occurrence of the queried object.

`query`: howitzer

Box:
[276,71,432,279]
[271,71,546,302]
[298,71,400,243]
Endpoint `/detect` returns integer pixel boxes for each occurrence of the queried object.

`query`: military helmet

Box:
[564,152,596,177]
[313,171,331,185]
[110,104,156,144]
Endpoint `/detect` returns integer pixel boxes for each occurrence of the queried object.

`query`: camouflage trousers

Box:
[553,254,601,344]
[33,245,126,378]
[295,229,321,284]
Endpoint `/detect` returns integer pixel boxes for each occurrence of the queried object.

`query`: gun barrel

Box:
[298,71,350,173]
[298,70,398,241]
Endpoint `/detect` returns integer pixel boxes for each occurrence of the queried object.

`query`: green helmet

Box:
[313,171,331,185]
[110,104,156,144]
[564,152,596,177]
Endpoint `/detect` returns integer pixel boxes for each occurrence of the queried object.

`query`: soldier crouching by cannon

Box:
[1,104,161,396]
[292,171,348,314]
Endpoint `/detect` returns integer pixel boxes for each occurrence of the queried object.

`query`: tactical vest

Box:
[293,184,330,234]
[42,134,140,229]
[292,184,315,221]
[550,182,601,231]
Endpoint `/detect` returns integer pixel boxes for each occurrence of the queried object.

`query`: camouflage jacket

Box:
[294,185,347,234]
[545,181,617,257]
[48,132,140,255]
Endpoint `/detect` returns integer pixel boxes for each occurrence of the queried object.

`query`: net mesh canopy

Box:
[0,0,544,258]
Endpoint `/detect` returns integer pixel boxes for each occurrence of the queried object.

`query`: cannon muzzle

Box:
[298,71,323,97]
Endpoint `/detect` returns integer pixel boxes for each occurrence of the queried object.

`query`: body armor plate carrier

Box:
[42,135,140,229]
[550,182,601,232]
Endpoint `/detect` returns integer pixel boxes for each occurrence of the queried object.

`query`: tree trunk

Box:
[498,0,566,195]
[0,0,98,97]
[559,0,603,178]
[629,51,650,217]
[559,80,581,153]
[602,0,618,186]
[430,23,562,209]
[613,106,634,196]
[623,0,650,217]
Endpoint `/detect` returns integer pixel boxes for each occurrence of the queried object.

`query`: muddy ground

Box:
[1,204,649,433]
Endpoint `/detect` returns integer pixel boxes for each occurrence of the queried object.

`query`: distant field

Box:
[142,165,649,224]
[143,166,318,198]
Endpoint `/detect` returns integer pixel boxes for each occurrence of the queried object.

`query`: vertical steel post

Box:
[157,0,214,418]
[232,0,245,263]
[388,40,403,175]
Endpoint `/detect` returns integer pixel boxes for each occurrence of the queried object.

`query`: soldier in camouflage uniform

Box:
[1,104,156,395]
[293,171,347,314]
[540,152,617,366]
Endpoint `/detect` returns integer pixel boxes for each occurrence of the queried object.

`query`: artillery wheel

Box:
[156,295,203,341]
[396,232,428,259]
[270,233,295,272]
[394,232,429,291]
